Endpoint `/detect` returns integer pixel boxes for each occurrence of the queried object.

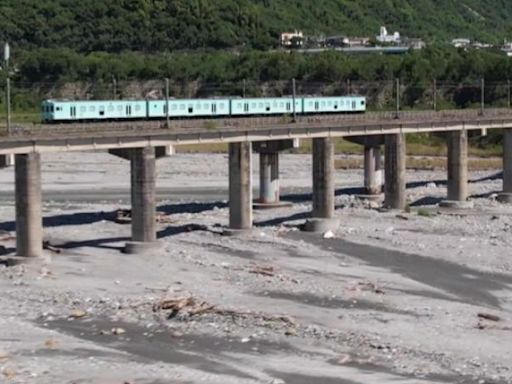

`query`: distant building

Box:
[280,31,304,47]
[502,41,512,57]
[452,38,471,48]
[346,37,371,47]
[376,26,401,44]
[325,35,349,47]
[403,38,426,50]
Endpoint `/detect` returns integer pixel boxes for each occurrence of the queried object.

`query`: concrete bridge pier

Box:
[124,146,159,254]
[364,145,383,196]
[441,130,471,208]
[15,153,43,258]
[259,152,280,204]
[253,139,297,208]
[384,133,406,210]
[304,137,338,232]
[228,142,253,231]
[498,128,512,203]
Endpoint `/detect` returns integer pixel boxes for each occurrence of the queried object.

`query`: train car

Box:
[230,97,302,116]
[42,99,147,122]
[302,96,366,113]
[147,99,231,118]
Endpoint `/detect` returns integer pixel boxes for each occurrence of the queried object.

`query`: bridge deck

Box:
[1,108,512,154]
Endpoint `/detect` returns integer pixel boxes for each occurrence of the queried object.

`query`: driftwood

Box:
[248,266,275,277]
[153,296,296,325]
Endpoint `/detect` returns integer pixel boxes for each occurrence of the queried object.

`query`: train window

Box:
[51,106,55,112]
[361,101,365,105]
[204,104,209,110]
[180,104,185,110]
[251,103,256,108]
[308,102,313,107]
[108,106,114,112]
[188,107,193,114]
[266,106,271,112]
[258,103,263,108]
[196,104,201,110]
[135,105,141,111]
[172,104,177,110]
[89,106,95,112]
[286,103,290,111]
[220,104,224,110]
[321,101,326,107]
[334,105,338,110]
[117,105,123,111]
[328,101,332,106]
[99,110,105,116]
[280,102,284,108]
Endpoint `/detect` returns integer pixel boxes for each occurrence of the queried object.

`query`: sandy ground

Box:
[0,152,511,384]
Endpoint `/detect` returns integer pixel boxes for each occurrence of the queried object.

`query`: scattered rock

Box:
[68,309,87,319]
[44,339,59,349]
[323,230,335,239]
[111,327,126,335]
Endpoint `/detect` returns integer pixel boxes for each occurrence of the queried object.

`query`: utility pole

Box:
[242,79,246,98]
[292,78,297,121]
[433,79,437,111]
[480,78,485,116]
[165,78,170,129]
[395,78,400,119]
[508,79,511,109]
[112,76,117,100]
[347,79,351,94]
[4,43,10,134]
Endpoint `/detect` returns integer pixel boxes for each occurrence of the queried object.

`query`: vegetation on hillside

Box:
[2,0,512,53]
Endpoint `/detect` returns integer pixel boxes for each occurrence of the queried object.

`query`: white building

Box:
[280,31,304,47]
[451,38,471,48]
[376,26,400,44]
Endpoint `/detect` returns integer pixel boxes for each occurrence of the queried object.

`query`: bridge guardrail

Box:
[3,108,512,139]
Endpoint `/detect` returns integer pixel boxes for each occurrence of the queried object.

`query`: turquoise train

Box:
[41,96,366,122]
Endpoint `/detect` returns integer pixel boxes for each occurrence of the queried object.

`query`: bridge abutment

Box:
[124,146,159,254]
[304,137,338,232]
[229,142,253,231]
[15,153,43,258]
[384,133,406,210]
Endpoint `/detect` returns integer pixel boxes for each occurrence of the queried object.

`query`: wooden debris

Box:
[114,209,132,224]
[43,241,62,254]
[478,313,501,322]
[248,266,275,277]
[152,296,296,325]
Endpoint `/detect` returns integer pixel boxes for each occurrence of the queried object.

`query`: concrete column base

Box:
[497,193,512,204]
[439,200,474,209]
[124,241,163,255]
[302,218,340,233]
[222,227,260,237]
[253,201,293,210]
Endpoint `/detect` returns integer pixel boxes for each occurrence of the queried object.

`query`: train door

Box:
[315,101,319,111]
[70,106,76,119]
[212,103,217,115]
[126,105,132,117]
[352,101,356,110]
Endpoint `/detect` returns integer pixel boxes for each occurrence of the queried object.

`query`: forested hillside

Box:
[2,0,512,52]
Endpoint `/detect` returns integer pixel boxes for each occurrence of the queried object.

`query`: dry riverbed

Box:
[0,152,511,384]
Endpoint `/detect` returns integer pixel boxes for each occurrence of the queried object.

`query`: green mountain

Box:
[1,0,512,52]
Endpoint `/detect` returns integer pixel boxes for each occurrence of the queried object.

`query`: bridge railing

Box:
[4,108,512,139]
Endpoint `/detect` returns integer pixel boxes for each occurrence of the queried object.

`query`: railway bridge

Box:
[2,108,512,258]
